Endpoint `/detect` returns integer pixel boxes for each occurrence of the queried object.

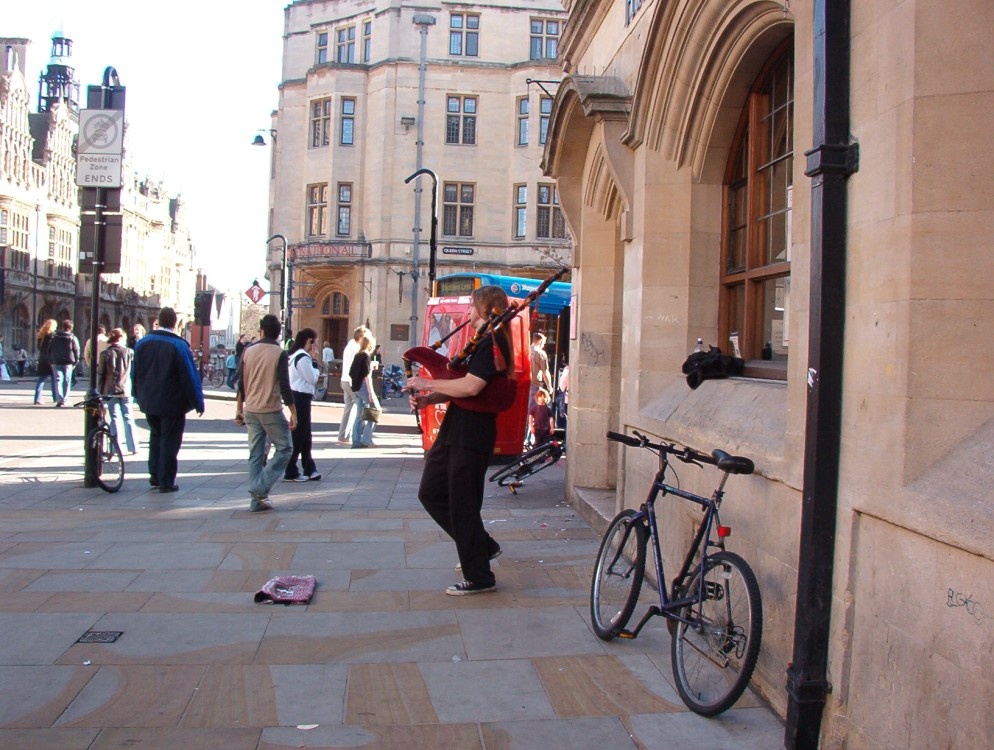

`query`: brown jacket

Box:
[237,339,293,413]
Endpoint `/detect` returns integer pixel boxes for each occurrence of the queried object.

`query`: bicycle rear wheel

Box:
[489,441,562,486]
[590,509,647,639]
[208,369,225,388]
[89,427,124,493]
[670,551,762,716]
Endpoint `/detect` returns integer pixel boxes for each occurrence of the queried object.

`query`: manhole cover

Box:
[77,631,123,644]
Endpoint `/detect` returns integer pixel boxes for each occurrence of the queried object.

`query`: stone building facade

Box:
[266,0,571,362]
[544,0,993,747]
[0,33,198,359]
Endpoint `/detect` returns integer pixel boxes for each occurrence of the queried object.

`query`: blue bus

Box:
[433,271,572,375]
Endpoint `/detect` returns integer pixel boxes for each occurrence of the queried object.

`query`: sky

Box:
[3,1,286,293]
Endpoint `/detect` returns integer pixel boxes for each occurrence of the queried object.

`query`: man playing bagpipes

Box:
[406,285,514,595]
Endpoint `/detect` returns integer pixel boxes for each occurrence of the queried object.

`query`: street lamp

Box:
[267,233,290,340]
[252,128,277,146]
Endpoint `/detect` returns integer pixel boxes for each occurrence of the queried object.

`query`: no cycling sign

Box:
[76,109,125,188]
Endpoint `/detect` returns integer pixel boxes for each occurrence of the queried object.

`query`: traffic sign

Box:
[76,109,124,188]
[245,285,266,304]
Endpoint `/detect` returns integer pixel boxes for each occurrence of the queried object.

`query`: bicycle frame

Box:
[618,452,732,639]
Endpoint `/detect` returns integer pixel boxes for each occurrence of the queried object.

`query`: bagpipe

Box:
[403,266,569,413]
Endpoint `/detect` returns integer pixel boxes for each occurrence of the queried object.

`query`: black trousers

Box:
[287,391,316,478]
[418,442,498,586]
[145,414,186,487]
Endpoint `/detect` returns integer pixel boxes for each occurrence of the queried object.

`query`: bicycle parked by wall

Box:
[200,361,226,388]
[488,428,565,494]
[75,393,125,493]
[590,430,762,717]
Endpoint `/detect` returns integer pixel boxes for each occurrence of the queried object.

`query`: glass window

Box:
[514,184,527,238]
[539,97,552,145]
[720,47,793,369]
[337,182,352,236]
[340,97,356,145]
[449,13,479,57]
[537,183,565,239]
[317,31,329,64]
[307,183,329,237]
[336,25,356,63]
[310,98,332,148]
[516,97,529,146]
[445,95,477,145]
[443,182,475,237]
[362,20,372,63]
[530,18,560,60]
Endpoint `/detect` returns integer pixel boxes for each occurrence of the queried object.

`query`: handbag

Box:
[362,405,381,423]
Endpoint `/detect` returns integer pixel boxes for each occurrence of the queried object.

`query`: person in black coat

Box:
[33,319,58,405]
[132,307,205,493]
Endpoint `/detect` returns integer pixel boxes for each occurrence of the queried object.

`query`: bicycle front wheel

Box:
[89,427,124,493]
[489,442,562,486]
[590,509,647,640]
[208,369,225,388]
[671,551,762,716]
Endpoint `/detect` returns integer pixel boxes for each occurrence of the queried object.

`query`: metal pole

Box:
[784,1,858,747]
[409,15,435,347]
[267,233,288,340]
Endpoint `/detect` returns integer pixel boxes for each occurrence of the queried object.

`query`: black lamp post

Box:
[267,233,290,340]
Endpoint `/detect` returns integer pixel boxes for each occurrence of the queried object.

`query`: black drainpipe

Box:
[784,0,858,747]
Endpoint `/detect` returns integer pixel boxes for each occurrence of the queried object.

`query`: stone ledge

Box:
[570,485,616,537]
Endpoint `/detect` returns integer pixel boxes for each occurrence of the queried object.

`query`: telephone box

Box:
[417,295,531,456]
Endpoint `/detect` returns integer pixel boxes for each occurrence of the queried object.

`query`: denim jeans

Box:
[34,373,56,403]
[106,396,138,453]
[53,365,74,404]
[245,410,293,499]
[338,383,358,441]
[351,383,376,447]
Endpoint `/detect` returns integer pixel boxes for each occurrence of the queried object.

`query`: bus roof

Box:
[435,273,571,315]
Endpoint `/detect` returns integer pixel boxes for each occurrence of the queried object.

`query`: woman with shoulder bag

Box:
[98,328,139,454]
[284,328,322,481]
[349,334,380,448]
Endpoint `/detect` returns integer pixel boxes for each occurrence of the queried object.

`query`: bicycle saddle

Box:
[711,450,754,475]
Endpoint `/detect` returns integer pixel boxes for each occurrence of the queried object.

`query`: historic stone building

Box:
[544,0,993,747]
[0,31,198,359]
[266,0,571,362]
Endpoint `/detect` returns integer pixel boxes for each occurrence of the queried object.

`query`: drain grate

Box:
[77,631,123,644]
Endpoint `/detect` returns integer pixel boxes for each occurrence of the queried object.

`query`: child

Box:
[528,388,555,446]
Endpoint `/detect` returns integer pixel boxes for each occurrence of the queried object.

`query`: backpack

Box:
[681,346,744,389]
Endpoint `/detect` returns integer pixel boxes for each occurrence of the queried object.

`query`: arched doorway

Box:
[321,291,351,357]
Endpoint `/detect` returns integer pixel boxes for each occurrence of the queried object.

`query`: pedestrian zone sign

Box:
[245,285,266,304]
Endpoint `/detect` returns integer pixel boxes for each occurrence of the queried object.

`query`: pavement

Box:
[0,381,784,749]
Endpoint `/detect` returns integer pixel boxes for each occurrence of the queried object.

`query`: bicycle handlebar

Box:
[606,430,717,467]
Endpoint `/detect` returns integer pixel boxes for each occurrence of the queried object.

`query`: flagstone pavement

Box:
[0,384,784,749]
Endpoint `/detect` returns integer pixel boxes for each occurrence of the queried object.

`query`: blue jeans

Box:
[53,365,74,404]
[351,383,376,447]
[34,373,56,403]
[245,410,293,499]
[106,396,138,453]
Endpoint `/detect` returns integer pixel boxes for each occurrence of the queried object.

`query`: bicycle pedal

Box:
[618,630,636,639]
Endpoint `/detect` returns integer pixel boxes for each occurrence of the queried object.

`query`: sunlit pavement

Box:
[0,381,783,749]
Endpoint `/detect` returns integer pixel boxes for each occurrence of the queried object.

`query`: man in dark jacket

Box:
[132,307,205,493]
[48,319,81,407]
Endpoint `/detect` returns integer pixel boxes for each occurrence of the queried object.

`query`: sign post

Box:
[77,67,125,488]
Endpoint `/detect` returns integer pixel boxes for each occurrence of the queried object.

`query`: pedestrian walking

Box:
[15,344,28,377]
[528,387,554,446]
[234,314,297,512]
[98,328,139,454]
[406,285,513,595]
[348,333,380,448]
[284,328,322,482]
[337,326,369,444]
[83,325,108,373]
[132,307,205,493]
[321,340,335,369]
[225,350,238,389]
[48,319,81,407]
[34,319,58,405]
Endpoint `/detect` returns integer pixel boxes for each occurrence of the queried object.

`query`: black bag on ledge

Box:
[681,346,744,389]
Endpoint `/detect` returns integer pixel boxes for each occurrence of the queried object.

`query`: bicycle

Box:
[590,430,762,717]
[488,428,565,494]
[75,394,125,493]
[201,361,226,388]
